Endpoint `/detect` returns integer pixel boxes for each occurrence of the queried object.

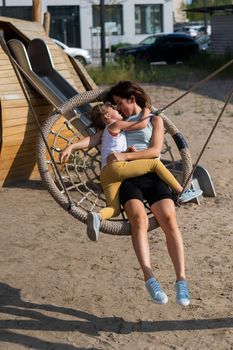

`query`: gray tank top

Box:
[125,112,154,150]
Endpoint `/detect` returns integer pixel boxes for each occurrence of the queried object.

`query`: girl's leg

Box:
[99,180,122,220]
[150,198,186,281]
[99,165,122,220]
[87,179,122,240]
[108,160,183,193]
[99,160,182,221]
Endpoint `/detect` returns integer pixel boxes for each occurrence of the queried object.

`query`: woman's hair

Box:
[88,103,108,131]
[104,80,151,109]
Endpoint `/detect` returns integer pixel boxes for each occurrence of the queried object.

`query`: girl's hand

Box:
[107,152,126,164]
[126,145,137,152]
[59,145,73,165]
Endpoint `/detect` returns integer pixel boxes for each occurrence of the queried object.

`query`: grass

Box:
[87,52,233,86]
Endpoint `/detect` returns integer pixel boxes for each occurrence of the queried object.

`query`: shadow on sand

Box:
[0,283,232,349]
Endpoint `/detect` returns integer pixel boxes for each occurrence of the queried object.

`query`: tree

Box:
[186,0,232,22]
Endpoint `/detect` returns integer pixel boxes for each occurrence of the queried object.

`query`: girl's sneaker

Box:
[179,188,203,204]
[87,212,101,241]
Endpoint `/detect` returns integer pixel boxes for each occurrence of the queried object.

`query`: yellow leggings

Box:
[99,159,182,220]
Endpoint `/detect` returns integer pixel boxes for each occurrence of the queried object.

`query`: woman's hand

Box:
[107,152,126,164]
[59,144,73,165]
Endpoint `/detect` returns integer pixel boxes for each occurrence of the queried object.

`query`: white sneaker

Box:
[179,188,203,204]
[175,280,190,306]
[146,277,168,304]
[87,212,101,241]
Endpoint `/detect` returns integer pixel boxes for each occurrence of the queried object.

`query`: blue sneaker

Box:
[146,277,168,304]
[87,212,101,241]
[179,188,203,204]
[175,280,190,306]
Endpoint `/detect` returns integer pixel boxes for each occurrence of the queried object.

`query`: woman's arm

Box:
[60,130,103,164]
[109,107,151,134]
[107,116,164,163]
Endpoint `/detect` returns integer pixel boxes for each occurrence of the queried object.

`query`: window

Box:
[0,6,32,20]
[140,35,161,45]
[135,5,163,34]
[48,6,80,48]
[92,5,123,35]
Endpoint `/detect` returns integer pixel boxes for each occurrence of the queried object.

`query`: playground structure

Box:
[0,15,96,186]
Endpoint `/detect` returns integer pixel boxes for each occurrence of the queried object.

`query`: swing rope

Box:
[180,86,233,195]
[155,58,233,115]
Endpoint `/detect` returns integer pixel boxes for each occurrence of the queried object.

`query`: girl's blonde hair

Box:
[88,103,109,131]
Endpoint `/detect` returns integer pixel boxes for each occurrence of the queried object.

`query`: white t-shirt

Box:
[101,125,127,169]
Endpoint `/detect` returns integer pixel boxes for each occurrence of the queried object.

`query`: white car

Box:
[52,38,92,65]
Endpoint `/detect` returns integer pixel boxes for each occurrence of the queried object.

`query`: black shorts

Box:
[119,173,173,208]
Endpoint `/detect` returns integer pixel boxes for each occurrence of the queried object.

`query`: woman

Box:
[105,80,190,307]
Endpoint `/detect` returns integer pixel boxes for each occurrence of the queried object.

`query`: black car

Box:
[114,33,199,64]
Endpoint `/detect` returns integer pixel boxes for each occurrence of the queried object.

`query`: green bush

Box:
[87,52,233,85]
[109,42,131,53]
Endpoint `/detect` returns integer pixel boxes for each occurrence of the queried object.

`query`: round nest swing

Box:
[37,89,193,235]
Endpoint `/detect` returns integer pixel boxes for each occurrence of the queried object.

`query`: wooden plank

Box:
[0,154,38,170]
[3,122,44,136]
[0,62,13,71]
[0,58,11,64]
[1,96,49,109]
[1,133,38,146]
[53,62,71,71]
[0,83,22,92]
[0,151,37,167]
[0,164,38,183]
[2,127,40,140]
[50,56,66,65]
[0,70,18,78]
[1,142,37,157]
[0,171,40,186]
[2,111,50,123]
[0,53,9,59]
[2,105,53,120]
[0,76,20,84]
[2,116,66,143]
[3,115,47,127]
[0,84,41,100]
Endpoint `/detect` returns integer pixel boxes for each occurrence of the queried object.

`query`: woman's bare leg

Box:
[150,198,186,281]
[124,199,153,281]
[124,198,168,304]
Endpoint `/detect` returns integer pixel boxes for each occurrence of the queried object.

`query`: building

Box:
[0,0,173,55]
[173,0,187,24]
[185,4,233,55]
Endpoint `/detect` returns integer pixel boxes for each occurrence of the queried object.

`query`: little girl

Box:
[60,102,202,241]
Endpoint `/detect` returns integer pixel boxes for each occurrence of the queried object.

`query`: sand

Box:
[0,80,232,349]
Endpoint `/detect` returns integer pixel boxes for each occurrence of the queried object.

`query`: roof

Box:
[184,4,233,14]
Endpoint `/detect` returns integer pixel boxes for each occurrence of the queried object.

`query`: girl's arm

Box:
[107,116,164,163]
[60,130,103,164]
[109,107,151,134]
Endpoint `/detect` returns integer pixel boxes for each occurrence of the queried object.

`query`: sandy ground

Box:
[0,80,233,350]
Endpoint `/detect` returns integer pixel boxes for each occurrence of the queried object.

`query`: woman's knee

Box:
[129,211,148,231]
[151,199,177,228]
[123,199,149,231]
